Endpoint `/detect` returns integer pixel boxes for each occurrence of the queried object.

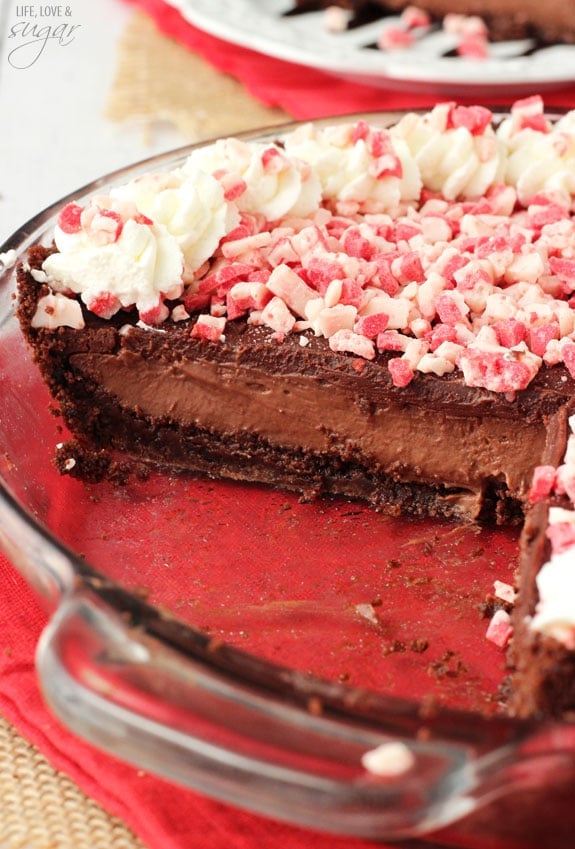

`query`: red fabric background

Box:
[0,549,459,849]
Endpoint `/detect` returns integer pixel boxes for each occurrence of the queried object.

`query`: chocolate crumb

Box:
[428,650,467,679]
[479,594,513,620]
[307,696,323,716]
[382,639,406,655]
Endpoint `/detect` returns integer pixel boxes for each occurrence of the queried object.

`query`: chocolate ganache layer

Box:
[19,258,569,524]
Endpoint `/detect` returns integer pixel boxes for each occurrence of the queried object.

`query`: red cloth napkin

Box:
[123,0,575,118]
[0,549,412,849]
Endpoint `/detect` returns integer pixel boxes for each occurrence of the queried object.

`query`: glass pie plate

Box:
[1,115,575,849]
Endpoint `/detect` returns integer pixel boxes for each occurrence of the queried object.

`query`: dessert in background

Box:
[292,1,575,46]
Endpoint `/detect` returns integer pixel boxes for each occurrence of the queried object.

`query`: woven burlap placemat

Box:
[106,10,290,143]
[0,714,145,849]
[1,11,290,848]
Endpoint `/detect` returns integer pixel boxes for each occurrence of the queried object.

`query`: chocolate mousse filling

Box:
[44,313,567,524]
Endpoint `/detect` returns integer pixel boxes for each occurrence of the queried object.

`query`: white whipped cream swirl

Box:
[391,104,506,200]
[284,122,421,211]
[112,168,240,273]
[43,215,183,319]
[184,138,322,220]
[498,114,575,205]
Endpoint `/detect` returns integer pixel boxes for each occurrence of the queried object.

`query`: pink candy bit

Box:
[400,5,431,29]
[226,281,271,320]
[57,203,83,234]
[329,329,375,360]
[354,312,389,339]
[486,609,513,648]
[494,580,516,605]
[266,264,317,319]
[459,349,540,394]
[222,213,261,244]
[351,120,370,144]
[260,296,296,335]
[443,13,488,38]
[549,257,575,290]
[493,318,527,349]
[446,105,492,135]
[562,342,575,379]
[388,357,414,387]
[342,228,374,260]
[197,261,255,302]
[528,202,568,230]
[428,323,457,351]
[377,330,408,352]
[393,222,420,242]
[219,172,248,202]
[434,292,467,325]
[191,314,226,343]
[93,209,124,243]
[305,255,347,292]
[529,322,560,358]
[134,212,154,226]
[456,36,489,60]
[139,300,170,326]
[393,251,425,284]
[86,292,122,319]
[529,465,557,503]
[510,95,549,134]
[339,278,364,308]
[377,27,415,51]
[546,521,575,555]
[366,128,394,158]
[261,147,286,174]
[370,154,403,180]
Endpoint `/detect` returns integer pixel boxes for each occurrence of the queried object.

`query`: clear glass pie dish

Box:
[1,114,575,848]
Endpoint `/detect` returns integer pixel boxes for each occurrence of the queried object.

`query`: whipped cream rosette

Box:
[183,138,322,220]
[391,103,506,201]
[283,120,421,212]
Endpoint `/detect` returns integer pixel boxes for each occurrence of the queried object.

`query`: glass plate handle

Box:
[34,580,564,840]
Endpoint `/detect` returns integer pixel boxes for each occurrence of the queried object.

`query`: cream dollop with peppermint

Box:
[111,168,240,274]
[391,103,506,201]
[43,205,184,324]
[33,99,575,394]
[183,139,322,220]
[283,121,421,212]
[498,103,575,205]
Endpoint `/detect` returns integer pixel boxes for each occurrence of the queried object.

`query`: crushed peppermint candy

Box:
[486,608,513,648]
[361,741,415,777]
[29,98,575,395]
[493,580,516,604]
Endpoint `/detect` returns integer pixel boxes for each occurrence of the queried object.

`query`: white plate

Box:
[169,0,575,95]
